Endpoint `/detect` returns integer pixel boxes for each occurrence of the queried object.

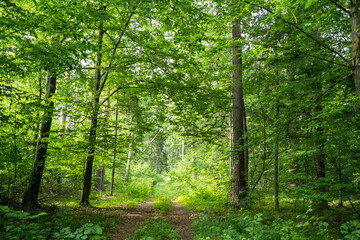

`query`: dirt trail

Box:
[167,200,193,240]
[108,198,154,240]
[109,198,193,240]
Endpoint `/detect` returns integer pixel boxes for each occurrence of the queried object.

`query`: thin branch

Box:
[260,44,351,68]
[99,11,135,93]
[100,79,149,105]
[295,50,351,68]
[250,72,353,192]
[241,0,348,63]
[104,31,116,45]
[45,220,55,240]
[330,0,350,15]
[288,72,352,122]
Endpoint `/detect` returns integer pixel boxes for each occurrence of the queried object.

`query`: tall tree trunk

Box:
[232,0,247,208]
[94,167,105,192]
[243,108,248,177]
[350,0,360,102]
[314,88,328,210]
[181,127,185,161]
[110,100,119,196]
[33,73,42,159]
[229,111,233,176]
[124,131,134,182]
[22,70,57,207]
[60,104,67,134]
[274,92,280,209]
[80,19,104,206]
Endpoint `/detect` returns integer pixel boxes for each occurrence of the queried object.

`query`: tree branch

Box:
[99,11,135,94]
[241,0,348,63]
[250,72,353,192]
[100,79,149,105]
[329,0,350,15]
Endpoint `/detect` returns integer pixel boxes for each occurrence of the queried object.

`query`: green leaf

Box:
[305,0,315,9]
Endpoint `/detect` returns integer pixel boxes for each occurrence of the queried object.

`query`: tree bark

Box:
[350,0,360,102]
[110,100,119,196]
[80,19,104,207]
[243,108,248,177]
[94,167,105,192]
[181,127,185,161]
[22,70,57,207]
[314,88,328,210]
[124,131,134,182]
[229,111,233,176]
[274,93,280,209]
[232,0,247,208]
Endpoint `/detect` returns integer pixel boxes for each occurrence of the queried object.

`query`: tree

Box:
[22,71,57,207]
[231,0,247,207]
[350,0,360,102]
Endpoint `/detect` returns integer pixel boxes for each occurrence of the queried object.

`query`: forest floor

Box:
[108,198,193,240]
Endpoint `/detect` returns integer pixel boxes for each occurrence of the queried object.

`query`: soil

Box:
[108,198,193,240]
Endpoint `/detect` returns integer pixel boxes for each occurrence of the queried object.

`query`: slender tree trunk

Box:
[110,101,119,196]
[33,73,42,158]
[60,104,67,134]
[181,127,185,161]
[337,125,343,207]
[243,108,248,177]
[22,70,57,207]
[229,111,233,176]
[80,19,104,206]
[274,93,280,209]
[124,131,134,182]
[350,0,360,102]
[94,167,105,192]
[314,89,328,210]
[232,0,247,207]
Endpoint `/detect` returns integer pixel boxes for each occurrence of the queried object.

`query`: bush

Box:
[0,206,105,240]
[192,211,332,240]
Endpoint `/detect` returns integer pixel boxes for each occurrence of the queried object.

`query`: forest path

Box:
[108,198,154,240]
[108,198,193,240]
[167,200,193,240]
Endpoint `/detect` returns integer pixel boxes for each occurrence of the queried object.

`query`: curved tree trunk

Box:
[22,70,57,208]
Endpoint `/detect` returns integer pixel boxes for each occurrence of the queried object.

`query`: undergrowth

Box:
[0,205,108,239]
[129,217,180,240]
[192,209,360,240]
[152,180,173,213]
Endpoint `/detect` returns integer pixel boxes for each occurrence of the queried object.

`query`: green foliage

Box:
[0,205,105,239]
[192,211,332,240]
[177,188,230,213]
[119,179,153,206]
[340,219,360,240]
[52,223,104,240]
[153,196,173,213]
[130,217,180,240]
[164,144,231,213]
[152,177,173,213]
[0,206,48,239]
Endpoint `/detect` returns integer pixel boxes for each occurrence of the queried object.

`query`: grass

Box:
[153,196,173,213]
[129,217,180,240]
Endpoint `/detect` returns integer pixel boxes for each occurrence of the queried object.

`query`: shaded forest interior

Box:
[1,0,360,239]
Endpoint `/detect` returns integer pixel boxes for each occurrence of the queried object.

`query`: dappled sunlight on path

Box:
[108,198,154,240]
[168,200,193,240]
[108,198,193,240]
